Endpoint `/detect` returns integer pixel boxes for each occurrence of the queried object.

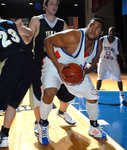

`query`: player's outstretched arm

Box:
[15,19,32,37]
[15,19,33,44]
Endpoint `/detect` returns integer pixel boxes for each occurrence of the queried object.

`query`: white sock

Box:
[40,100,53,120]
[119,91,124,96]
[86,101,98,120]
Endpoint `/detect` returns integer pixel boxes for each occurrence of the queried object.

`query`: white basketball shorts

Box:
[42,57,98,100]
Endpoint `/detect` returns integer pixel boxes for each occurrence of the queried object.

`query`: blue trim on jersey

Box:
[73,29,84,58]
[7,21,14,25]
[0,27,5,31]
[60,29,84,58]
[60,48,73,57]
[102,36,104,43]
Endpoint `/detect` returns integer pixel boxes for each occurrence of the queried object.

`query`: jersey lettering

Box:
[0,29,20,48]
[45,31,56,37]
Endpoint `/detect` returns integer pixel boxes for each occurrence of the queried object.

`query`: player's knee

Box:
[43,88,57,103]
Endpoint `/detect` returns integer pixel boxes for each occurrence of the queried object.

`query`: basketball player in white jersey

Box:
[96,27,127,105]
[38,18,107,145]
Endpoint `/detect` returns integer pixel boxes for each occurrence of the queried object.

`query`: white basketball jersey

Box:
[42,28,99,99]
[53,28,99,69]
[100,35,119,60]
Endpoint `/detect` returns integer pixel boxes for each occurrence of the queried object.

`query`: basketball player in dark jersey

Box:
[0,19,34,147]
[21,0,76,136]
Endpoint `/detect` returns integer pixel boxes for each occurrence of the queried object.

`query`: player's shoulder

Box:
[0,19,15,28]
[103,35,108,38]
[114,36,119,40]
[31,14,44,21]
[0,19,7,23]
[0,19,13,24]
[30,15,42,26]
[56,17,64,22]
[78,27,87,32]
[100,35,107,41]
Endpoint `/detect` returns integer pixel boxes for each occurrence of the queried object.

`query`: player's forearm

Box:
[19,26,32,37]
[20,35,31,45]
[44,38,60,68]
[84,62,97,74]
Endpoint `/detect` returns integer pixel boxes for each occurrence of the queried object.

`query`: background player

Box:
[0,18,34,148]
[96,26,127,105]
[38,18,107,145]
[21,0,76,136]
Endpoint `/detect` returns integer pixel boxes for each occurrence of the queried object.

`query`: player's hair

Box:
[89,18,104,31]
[108,26,115,31]
[43,0,60,11]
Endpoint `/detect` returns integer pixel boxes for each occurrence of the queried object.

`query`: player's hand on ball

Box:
[62,63,84,85]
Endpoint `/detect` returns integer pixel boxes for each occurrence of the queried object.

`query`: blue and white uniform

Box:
[42,28,99,100]
[97,35,121,81]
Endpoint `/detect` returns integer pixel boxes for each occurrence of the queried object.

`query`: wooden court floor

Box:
[0,73,127,150]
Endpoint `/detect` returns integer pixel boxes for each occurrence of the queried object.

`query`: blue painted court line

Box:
[70,91,127,150]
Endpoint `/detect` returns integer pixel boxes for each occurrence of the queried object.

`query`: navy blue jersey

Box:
[31,14,64,62]
[0,19,30,60]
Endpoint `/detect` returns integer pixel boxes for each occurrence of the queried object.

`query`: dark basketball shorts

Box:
[32,61,75,103]
[0,52,34,110]
[56,84,75,102]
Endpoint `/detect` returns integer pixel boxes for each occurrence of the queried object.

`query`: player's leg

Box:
[96,59,107,91]
[86,99,107,140]
[31,62,42,136]
[66,74,107,140]
[33,98,40,136]
[29,84,41,136]
[38,87,57,145]
[96,80,102,90]
[38,57,63,145]
[118,81,127,105]
[0,52,33,148]
[110,60,127,105]
[56,84,76,125]
[0,56,23,148]
[0,105,16,148]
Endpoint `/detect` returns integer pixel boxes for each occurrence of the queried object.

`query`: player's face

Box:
[108,27,116,37]
[86,20,103,41]
[46,0,59,16]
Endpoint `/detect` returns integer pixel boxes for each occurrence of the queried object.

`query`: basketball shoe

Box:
[88,124,107,140]
[0,131,8,147]
[120,95,127,106]
[38,121,50,145]
[57,109,76,125]
[34,121,39,136]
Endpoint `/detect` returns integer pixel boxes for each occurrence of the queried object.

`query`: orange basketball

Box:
[62,63,83,85]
